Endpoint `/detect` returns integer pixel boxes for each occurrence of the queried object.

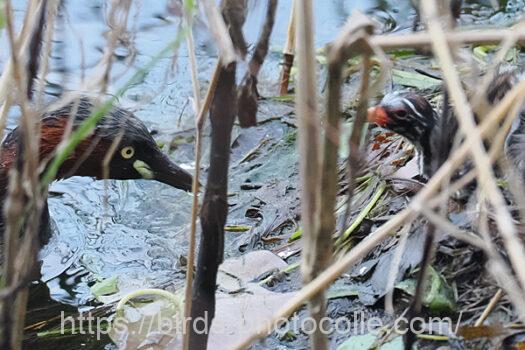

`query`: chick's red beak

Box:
[367,106,389,127]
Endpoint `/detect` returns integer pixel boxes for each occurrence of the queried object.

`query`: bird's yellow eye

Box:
[120,146,135,159]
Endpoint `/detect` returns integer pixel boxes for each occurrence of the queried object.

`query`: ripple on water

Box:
[44,174,192,306]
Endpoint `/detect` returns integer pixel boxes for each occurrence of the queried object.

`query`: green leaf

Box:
[473,45,494,60]
[326,286,359,300]
[396,266,456,313]
[473,45,518,63]
[337,332,404,350]
[424,266,456,312]
[316,47,327,65]
[111,289,183,348]
[337,181,386,244]
[268,94,295,102]
[395,278,416,295]
[392,69,441,90]
[389,49,417,59]
[91,276,119,298]
[224,225,252,232]
[0,6,5,30]
[288,229,302,242]
[183,0,195,14]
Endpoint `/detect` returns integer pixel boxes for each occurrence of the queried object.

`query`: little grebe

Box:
[0,97,193,249]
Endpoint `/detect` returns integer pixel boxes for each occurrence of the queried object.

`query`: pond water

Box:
[0,0,523,348]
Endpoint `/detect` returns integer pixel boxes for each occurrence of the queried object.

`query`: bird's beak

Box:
[367,106,389,127]
[133,151,193,192]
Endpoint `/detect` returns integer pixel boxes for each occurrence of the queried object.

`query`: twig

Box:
[26,0,47,99]
[278,0,296,96]
[237,0,277,127]
[90,0,132,93]
[1,1,44,348]
[475,289,504,326]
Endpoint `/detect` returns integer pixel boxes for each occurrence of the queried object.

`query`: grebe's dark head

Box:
[367,91,437,147]
[1,98,193,192]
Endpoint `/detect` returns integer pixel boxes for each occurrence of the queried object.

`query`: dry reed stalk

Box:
[182,2,203,348]
[0,0,41,143]
[2,0,40,288]
[370,28,525,50]
[301,10,376,349]
[337,15,392,236]
[404,6,459,346]
[0,0,39,100]
[294,0,325,348]
[201,0,236,66]
[25,0,48,100]
[97,0,133,219]
[35,0,60,107]
[0,1,46,348]
[94,0,132,93]
[278,0,296,96]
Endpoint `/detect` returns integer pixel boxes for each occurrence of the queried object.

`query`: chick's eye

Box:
[394,109,407,118]
[120,146,135,159]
